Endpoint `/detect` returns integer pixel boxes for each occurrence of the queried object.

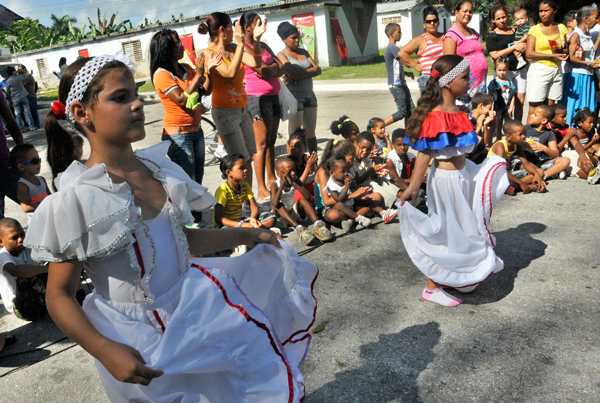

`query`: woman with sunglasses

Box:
[398,6,444,92]
[150,28,221,190]
[486,5,528,122]
[443,0,488,106]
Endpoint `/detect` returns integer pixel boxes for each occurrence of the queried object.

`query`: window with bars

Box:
[121,39,143,62]
[382,16,402,24]
[36,58,49,78]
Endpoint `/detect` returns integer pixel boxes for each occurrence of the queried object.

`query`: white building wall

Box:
[377,11,412,49]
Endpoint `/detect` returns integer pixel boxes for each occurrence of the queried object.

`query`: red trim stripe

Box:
[480,162,507,249]
[283,267,318,346]
[192,264,295,403]
[152,310,166,333]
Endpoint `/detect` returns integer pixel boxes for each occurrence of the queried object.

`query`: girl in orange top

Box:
[199,12,264,188]
[150,28,222,185]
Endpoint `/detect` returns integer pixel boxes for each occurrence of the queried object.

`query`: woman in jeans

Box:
[398,6,444,92]
[525,0,568,122]
[150,28,220,184]
[486,5,528,121]
[199,12,264,187]
[277,22,321,154]
[241,12,284,200]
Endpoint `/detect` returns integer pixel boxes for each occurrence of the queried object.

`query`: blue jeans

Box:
[27,96,40,128]
[418,74,430,92]
[161,129,205,184]
[14,97,35,131]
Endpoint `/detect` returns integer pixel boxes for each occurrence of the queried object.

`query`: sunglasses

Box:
[20,157,42,165]
[424,18,439,24]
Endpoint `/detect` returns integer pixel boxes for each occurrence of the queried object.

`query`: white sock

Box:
[313,219,322,226]
[217,144,225,152]
[422,287,462,307]
[295,225,304,231]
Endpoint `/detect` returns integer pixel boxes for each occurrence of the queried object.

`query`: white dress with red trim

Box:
[398,111,509,288]
[23,141,317,403]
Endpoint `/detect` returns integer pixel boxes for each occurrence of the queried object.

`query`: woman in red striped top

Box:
[398,6,444,91]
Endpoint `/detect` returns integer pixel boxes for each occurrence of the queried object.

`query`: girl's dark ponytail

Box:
[45,110,77,190]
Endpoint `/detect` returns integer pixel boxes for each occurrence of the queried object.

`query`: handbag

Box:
[278,80,298,121]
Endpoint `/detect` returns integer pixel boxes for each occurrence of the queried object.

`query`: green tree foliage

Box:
[87,8,131,36]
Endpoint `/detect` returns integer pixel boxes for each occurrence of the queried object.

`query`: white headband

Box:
[438,59,469,88]
[65,51,135,124]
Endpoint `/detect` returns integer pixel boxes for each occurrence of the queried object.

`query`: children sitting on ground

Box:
[9,144,50,223]
[314,140,364,231]
[383,22,415,128]
[330,115,360,143]
[571,108,600,164]
[468,93,496,163]
[0,218,48,321]
[213,154,277,252]
[349,131,400,211]
[287,129,318,196]
[367,117,392,162]
[546,104,598,183]
[385,129,427,208]
[487,57,515,142]
[523,105,570,180]
[323,158,374,232]
[271,157,333,245]
[488,119,545,194]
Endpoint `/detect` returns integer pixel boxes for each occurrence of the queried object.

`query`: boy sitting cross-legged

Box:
[271,157,333,245]
[488,120,546,194]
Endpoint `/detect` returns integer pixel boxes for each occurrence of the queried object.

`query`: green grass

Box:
[38,89,58,102]
[138,81,155,92]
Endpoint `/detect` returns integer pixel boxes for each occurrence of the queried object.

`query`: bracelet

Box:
[237,220,243,227]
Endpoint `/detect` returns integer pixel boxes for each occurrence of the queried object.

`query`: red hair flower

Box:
[51,101,67,120]
[430,70,440,79]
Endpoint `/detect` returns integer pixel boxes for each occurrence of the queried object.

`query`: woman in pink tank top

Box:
[242,12,284,200]
[399,6,444,92]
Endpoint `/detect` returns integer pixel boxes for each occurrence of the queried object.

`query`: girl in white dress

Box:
[24,53,318,402]
[399,55,509,307]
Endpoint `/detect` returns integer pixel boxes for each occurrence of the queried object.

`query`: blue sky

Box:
[7,0,264,29]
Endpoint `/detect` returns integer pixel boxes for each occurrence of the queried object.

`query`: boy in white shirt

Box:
[0,217,48,320]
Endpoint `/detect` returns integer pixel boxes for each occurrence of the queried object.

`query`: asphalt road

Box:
[1,87,599,403]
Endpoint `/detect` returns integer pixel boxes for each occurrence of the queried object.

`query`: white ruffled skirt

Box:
[398,156,509,288]
[82,242,317,403]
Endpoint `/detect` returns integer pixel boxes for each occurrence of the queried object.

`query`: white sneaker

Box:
[213,148,228,159]
[355,215,371,228]
[231,245,247,257]
[588,164,600,184]
[380,209,397,224]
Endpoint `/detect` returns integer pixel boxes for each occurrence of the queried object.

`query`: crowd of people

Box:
[0,0,598,400]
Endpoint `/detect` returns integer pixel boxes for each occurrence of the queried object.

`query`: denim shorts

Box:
[247,94,281,120]
[211,106,257,161]
[389,84,415,122]
[417,74,430,91]
[294,93,318,111]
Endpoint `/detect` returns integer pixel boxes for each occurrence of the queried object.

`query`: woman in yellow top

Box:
[150,28,221,186]
[199,12,264,188]
[525,0,568,123]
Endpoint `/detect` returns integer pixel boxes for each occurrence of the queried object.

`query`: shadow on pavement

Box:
[306,322,440,403]
[460,222,548,305]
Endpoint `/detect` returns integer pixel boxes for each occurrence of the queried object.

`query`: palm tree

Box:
[88,8,131,36]
[50,14,78,37]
